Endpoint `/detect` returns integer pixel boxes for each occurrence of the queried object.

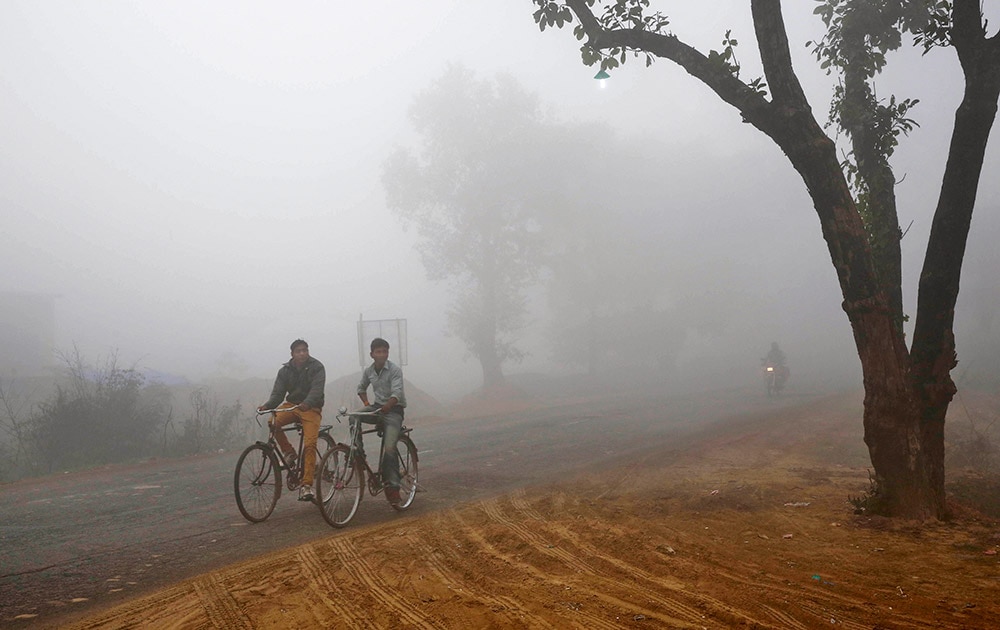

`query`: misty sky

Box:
[2,2,997,398]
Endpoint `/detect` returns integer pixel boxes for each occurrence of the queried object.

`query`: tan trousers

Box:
[270,402,322,487]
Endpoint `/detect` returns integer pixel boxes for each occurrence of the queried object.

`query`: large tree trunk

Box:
[479,353,506,389]
[855,313,946,518]
[476,288,507,389]
[476,314,506,387]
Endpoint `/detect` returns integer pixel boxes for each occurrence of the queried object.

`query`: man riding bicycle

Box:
[356,337,407,506]
[257,339,326,502]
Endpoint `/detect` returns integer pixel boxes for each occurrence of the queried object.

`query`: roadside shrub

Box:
[28,351,171,473]
[165,388,244,456]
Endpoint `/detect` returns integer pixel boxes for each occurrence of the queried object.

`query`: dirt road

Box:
[1,386,789,627]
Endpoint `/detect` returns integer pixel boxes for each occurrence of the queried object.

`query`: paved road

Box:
[0,387,802,626]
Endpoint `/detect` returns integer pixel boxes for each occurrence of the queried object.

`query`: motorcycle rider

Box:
[764,342,787,369]
[761,342,790,394]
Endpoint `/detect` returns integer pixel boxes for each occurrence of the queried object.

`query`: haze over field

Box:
[2,1,998,399]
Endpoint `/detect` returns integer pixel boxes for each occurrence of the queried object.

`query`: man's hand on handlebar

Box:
[256,404,300,414]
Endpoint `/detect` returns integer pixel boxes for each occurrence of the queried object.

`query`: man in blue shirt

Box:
[356,337,407,506]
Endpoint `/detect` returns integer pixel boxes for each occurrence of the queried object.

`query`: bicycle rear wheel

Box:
[316,444,364,528]
[393,436,418,511]
[235,444,281,522]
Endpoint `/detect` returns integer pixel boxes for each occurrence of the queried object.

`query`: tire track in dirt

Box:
[759,603,812,630]
[192,573,253,630]
[705,563,910,628]
[399,521,558,629]
[480,497,596,574]
[326,537,443,629]
[451,507,652,629]
[505,492,753,625]
[508,487,545,520]
[487,493,761,628]
[793,600,873,630]
[513,490,785,628]
[297,546,369,627]
[63,588,194,630]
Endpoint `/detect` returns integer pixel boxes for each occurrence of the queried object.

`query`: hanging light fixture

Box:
[593,68,610,89]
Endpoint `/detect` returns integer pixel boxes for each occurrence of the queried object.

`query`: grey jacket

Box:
[264,356,326,410]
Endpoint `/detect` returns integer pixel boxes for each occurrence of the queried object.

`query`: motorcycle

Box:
[761,361,789,397]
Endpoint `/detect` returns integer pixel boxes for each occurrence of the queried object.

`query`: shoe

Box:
[385,486,401,506]
[298,485,315,502]
[284,451,297,469]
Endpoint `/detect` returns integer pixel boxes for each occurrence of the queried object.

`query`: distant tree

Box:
[383,65,549,388]
[533,0,1000,518]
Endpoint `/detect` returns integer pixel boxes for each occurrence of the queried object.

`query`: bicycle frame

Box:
[254,408,333,489]
[344,410,389,495]
[340,409,415,496]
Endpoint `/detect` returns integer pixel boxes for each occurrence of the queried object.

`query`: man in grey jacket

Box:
[258,339,326,501]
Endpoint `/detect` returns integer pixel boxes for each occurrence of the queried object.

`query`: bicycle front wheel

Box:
[316,444,364,528]
[235,444,281,523]
[394,436,418,511]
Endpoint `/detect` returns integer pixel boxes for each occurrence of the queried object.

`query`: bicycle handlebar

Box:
[256,405,301,416]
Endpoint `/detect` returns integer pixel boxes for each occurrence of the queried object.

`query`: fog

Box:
[2,2,998,402]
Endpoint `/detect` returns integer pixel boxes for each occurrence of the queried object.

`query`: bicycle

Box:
[234,406,336,523]
[315,407,418,528]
